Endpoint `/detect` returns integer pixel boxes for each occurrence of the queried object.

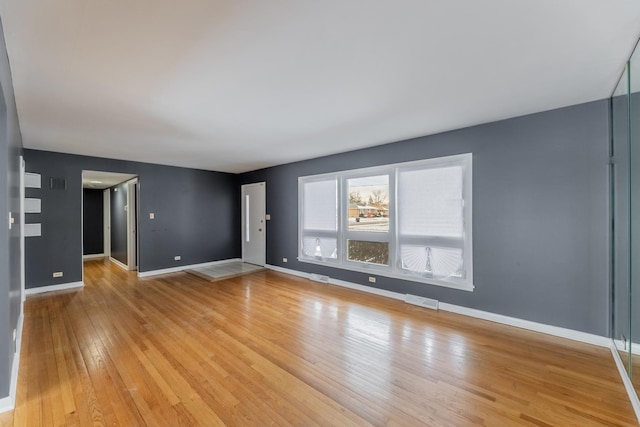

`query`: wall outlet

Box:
[368,276,376,283]
[149,212,155,219]
[174,255,181,261]
[53,272,63,278]
[283,257,288,263]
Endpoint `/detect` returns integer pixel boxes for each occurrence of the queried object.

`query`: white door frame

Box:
[103,189,111,258]
[241,182,266,266]
[19,156,25,306]
[126,179,138,270]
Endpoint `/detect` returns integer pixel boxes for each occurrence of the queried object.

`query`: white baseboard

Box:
[610,340,640,424]
[0,396,11,413]
[265,264,609,347]
[109,257,129,271]
[0,311,24,413]
[138,258,242,278]
[438,303,610,347]
[83,253,105,260]
[25,281,84,296]
[267,264,405,301]
[613,338,640,356]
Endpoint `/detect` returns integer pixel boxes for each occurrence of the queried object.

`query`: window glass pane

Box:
[302,237,337,259]
[347,240,389,265]
[347,175,389,232]
[400,245,463,278]
[398,166,463,238]
[303,179,337,231]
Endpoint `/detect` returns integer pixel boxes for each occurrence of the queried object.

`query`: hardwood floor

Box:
[1,259,636,426]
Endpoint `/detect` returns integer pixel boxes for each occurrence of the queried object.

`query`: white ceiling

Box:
[2,1,640,174]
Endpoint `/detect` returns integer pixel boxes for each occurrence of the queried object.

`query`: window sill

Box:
[297,257,474,292]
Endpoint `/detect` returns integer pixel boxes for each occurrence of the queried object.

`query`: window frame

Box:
[298,153,473,291]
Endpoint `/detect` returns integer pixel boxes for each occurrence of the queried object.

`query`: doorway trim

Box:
[81,171,138,274]
[19,156,25,306]
[103,189,111,258]
[126,179,138,270]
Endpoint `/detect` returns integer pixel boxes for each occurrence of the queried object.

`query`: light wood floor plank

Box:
[0,259,637,426]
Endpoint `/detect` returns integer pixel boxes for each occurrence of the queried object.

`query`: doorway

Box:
[241,182,266,266]
[82,171,138,276]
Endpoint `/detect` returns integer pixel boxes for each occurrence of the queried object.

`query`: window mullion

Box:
[388,167,397,274]
[338,175,346,265]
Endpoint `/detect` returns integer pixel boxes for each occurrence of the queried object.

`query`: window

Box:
[298,153,473,291]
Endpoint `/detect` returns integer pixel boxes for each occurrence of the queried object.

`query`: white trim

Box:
[109,256,129,271]
[126,179,138,270]
[0,312,24,413]
[268,265,405,301]
[265,264,609,347]
[103,189,111,258]
[615,338,627,352]
[610,340,640,423]
[80,178,84,284]
[137,258,242,278]
[0,396,12,413]
[613,338,640,356]
[438,303,610,347]
[19,156,25,305]
[83,253,105,260]
[25,281,84,296]
[9,312,23,407]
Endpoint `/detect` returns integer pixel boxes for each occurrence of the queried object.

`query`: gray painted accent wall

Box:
[239,100,610,336]
[110,183,128,265]
[24,149,240,289]
[0,17,23,399]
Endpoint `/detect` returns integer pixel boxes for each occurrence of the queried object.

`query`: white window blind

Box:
[300,178,338,260]
[302,179,337,231]
[397,166,463,238]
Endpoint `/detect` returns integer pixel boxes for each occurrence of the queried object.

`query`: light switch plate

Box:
[149,213,155,219]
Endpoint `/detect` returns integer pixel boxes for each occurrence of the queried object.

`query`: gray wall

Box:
[109,182,128,264]
[0,17,23,399]
[24,149,240,289]
[82,189,103,255]
[239,100,610,336]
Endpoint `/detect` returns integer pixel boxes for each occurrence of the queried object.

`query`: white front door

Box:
[242,182,266,266]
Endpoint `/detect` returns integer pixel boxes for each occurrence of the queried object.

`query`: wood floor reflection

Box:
[2,259,636,426]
